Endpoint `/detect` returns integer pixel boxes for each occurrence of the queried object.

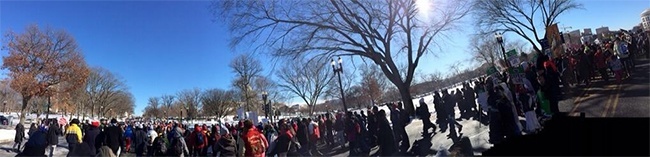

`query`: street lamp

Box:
[331,57,348,112]
[495,32,510,69]
[100,105,104,118]
[262,91,268,120]
[3,101,6,114]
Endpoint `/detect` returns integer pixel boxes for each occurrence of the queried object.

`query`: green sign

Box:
[506,49,518,58]
[486,66,498,75]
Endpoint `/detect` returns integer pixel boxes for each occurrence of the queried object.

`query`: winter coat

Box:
[242,128,269,157]
[377,117,397,156]
[82,126,101,156]
[18,129,47,157]
[133,129,147,148]
[187,127,208,149]
[28,124,37,137]
[97,125,125,154]
[15,123,25,143]
[65,124,83,144]
[215,134,237,156]
[46,124,60,146]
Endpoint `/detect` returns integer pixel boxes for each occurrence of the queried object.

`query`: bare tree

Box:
[143,97,161,119]
[202,88,237,119]
[360,65,387,106]
[213,0,470,115]
[229,53,263,114]
[277,58,333,115]
[177,88,202,120]
[84,67,129,118]
[470,34,530,69]
[160,95,175,118]
[473,0,582,52]
[2,25,91,124]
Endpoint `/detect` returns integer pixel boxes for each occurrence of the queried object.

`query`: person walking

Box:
[241,120,268,157]
[13,123,25,153]
[65,119,83,153]
[97,119,126,156]
[83,120,101,156]
[417,98,435,134]
[376,110,397,156]
[133,124,147,157]
[214,125,236,156]
[325,113,335,146]
[46,121,60,157]
[28,123,37,137]
[17,126,48,157]
[146,126,158,156]
[188,124,208,156]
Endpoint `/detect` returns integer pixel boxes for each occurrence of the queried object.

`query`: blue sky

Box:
[1,0,647,115]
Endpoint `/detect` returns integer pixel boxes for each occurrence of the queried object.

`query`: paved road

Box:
[560,58,650,117]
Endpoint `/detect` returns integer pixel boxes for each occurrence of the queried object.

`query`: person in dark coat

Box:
[433,91,447,132]
[214,125,236,156]
[17,126,48,157]
[97,119,125,155]
[133,124,147,157]
[296,118,310,154]
[366,107,378,147]
[28,123,37,137]
[46,121,61,157]
[377,110,397,156]
[14,123,25,152]
[83,121,101,156]
[325,113,335,146]
[417,99,435,134]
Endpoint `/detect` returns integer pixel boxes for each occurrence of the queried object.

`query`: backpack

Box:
[195,132,206,148]
[153,136,167,155]
[169,137,185,156]
[248,131,268,155]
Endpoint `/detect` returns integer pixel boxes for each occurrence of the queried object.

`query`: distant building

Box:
[642,8,650,31]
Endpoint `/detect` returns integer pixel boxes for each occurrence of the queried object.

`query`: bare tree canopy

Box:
[277,58,333,115]
[160,94,175,118]
[229,53,263,113]
[1,24,91,124]
[473,0,582,52]
[143,97,161,118]
[176,88,202,120]
[212,0,470,115]
[470,34,529,68]
[201,88,237,119]
[84,67,130,118]
[360,65,387,106]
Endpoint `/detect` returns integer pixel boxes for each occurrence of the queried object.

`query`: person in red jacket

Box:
[242,120,268,157]
[188,124,208,156]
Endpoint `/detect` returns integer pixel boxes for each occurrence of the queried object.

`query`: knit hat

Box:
[91,121,100,127]
[110,118,118,124]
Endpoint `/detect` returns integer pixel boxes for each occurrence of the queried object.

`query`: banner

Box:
[508,67,525,85]
[545,23,562,58]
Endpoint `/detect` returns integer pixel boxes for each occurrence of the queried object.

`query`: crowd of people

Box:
[9,30,647,157]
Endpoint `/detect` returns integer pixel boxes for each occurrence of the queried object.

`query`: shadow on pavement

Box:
[482,113,650,156]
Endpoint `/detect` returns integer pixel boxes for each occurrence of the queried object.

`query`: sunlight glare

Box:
[415,0,432,18]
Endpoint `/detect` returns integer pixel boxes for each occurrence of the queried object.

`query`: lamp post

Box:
[331,57,348,112]
[262,91,269,120]
[180,106,183,124]
[100,105,104,118]
[3,101,6,114]
[495,32,510,69]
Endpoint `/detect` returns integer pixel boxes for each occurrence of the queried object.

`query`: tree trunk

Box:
[19,97,30,125]
[397,85,415,117]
